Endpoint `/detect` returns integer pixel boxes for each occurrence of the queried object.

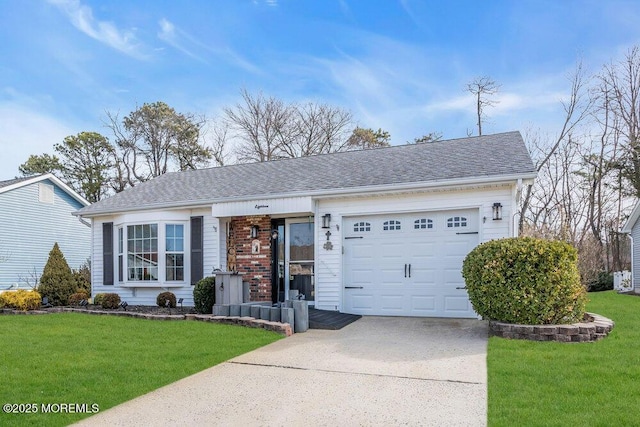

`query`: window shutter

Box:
[190,216,204,285]
[103,222,114,286]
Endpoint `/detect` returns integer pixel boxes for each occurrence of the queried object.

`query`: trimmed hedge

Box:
[68,290,90,306]
[0,290,41,311]
[101,293,121,309]
[461,237,586,325]
[156,291,177,308]
[193,276,216,314]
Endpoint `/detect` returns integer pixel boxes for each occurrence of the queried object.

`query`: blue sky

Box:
[1,0,639,180]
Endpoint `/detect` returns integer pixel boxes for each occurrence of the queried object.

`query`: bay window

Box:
[127,224,158,281]
[165,224,184,281]
[116,221,187,284]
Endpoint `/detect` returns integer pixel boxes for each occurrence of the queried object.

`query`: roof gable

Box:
[76,131,536,216]
[622,199,640,233]
[0,174,90,207]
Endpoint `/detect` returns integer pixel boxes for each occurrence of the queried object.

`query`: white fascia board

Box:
[209,172,538,203]
[622,199,640,233]
[74,172,537,218]
[74,202,215,218]
[0,173,90,206]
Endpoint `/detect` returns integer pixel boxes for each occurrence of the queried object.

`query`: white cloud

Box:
[157,18,261,73]
[157,18,204,62]
[47,0,147,59]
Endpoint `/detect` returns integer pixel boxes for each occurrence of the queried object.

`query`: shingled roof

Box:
[0,176,34,189]
[76,131,536,216]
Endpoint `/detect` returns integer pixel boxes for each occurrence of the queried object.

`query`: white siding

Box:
[632,221,640,291]
[315,185,515,311]
[90,207,220,306]
[0,180,91,289]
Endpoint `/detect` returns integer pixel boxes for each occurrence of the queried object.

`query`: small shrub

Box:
[68,290,90,305]
[156,291,177,308]
[193,276,216,314]
[0,290,42,311]
[587,271,614,292]
[37,243,76,306]
[72,261,91,295]
[93,293,106,306]
[462,237,586,325]
[101,293,121,309]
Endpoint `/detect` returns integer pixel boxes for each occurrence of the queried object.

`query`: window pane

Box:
[126,223,158,281]
[166,225,174,238]
[166,239,174,252]
[175,225,183,238]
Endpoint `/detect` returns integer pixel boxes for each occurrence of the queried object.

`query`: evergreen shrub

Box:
[462,237,586,325]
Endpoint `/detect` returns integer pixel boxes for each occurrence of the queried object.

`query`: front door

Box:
[285,219,315,302]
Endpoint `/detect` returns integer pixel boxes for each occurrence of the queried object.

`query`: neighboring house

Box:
[75,131,537,318]
[621,200,640,293]
[0,174,91,290]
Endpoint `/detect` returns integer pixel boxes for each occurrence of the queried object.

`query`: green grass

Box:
[488,291,640,427]
[0,313,282,426]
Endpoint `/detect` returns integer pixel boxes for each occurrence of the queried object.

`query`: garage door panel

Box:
[348,294,375,311]
[343,209,479,318]
[444,296,473,313]
[379,295,404,310]
[410,296,436,312]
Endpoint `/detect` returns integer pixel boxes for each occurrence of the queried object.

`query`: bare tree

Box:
[289,102,353,156]
[467,76,501,136]
[598,46,640,197]
[519,62,593,233]
[224,89,355,162]
[225,89,297,163]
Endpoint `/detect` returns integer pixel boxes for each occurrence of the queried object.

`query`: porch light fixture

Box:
[120,301,128,311]
[492,202,503,221]
[271,229,279,240]
[322,214,331,229]
[250,224,260,239]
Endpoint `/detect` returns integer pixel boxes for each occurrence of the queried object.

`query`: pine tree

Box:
[38,243,76,306]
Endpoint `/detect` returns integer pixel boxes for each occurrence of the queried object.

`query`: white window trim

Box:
[114,220,190,288]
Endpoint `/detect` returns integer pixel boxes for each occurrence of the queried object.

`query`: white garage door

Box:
[342,209,479,318]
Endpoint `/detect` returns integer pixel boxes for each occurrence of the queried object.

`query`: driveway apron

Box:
[74,317,488,426]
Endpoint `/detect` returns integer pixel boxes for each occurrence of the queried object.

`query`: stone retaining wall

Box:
[0,308,292,336]
[489,312,614,342]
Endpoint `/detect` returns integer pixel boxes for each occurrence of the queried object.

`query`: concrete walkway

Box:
[75,317,488,426]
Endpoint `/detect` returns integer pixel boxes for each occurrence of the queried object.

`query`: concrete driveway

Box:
[75,317,488,426]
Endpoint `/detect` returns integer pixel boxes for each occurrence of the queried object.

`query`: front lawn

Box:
[0,313,282,426]
[488,291,640,426]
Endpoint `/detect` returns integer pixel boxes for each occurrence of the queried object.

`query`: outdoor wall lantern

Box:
[271,229,279,240]
[493,202,503,221]
[250,224,260,239]
[322,214,332,229]
[119,301,128,311]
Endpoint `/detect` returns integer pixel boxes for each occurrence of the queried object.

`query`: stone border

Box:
[0,308,292,336]
[489,312,614,342]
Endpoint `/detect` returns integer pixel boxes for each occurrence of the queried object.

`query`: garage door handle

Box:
[345,286,364,289]
[456,232,478,235]
[345,236,363,239]
[408,264,411,278]
[456,286,467,290]
[404,264,407,278]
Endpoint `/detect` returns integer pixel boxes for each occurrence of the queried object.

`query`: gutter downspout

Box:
[629,234,635,292]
